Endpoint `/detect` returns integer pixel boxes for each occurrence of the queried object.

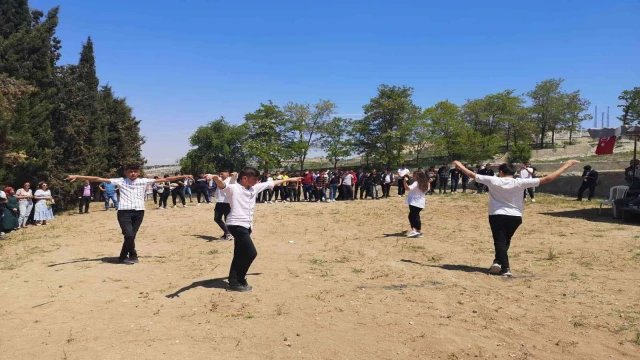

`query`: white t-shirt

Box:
[110,177,155,211]
[406,182,426,209]
[475,175,540,216]
[397,168,410,178]
[16,188,33,204]
[215,177,236,203]
[342,173,354,186]
[0,190,5,199]
[223,182,273,229]
[384,174,393,184]
[520,167,533,180]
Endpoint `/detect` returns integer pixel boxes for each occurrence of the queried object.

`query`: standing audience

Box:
[16,183,34,229]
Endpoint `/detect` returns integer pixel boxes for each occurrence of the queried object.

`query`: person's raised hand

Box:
[565,160,580,167]
[452,161,463,169]
[65,175,77,182]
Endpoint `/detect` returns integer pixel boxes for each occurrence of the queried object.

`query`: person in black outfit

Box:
[369,169,382,199]
[427,166,437,195]
[355,169,366,200]
[450,167,461,193]
[195,173,211,204]
[171,172,187,207]
[461,164,472,192]
[477,164,495,193]
[577,165,598,201]
[152,176,159,204]
[381,169,394,198]
[437,164,450,194]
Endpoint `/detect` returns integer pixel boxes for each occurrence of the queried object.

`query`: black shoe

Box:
[227,284,252,292]
[118,258,134,265]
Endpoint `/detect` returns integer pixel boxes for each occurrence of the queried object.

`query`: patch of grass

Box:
[244,313,255,319]
[275,302,286,316]
[207,249,219,255]
[545,247,558,261]
[334,257,350,263]
[352,268,364,274]
[634,331,640,346]
[569,272,579,281]
[310,258,326,266]
[572,319,585,328]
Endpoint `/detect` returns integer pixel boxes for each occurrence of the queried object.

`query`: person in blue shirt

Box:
[100,179,120,211]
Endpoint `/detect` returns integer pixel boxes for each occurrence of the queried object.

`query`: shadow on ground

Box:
[539,207,636,225]
[48,255,167,267]
[166,273,263,298]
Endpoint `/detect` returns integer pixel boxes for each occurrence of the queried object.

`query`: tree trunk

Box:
[551,129,555,146]
[506,126,511,151]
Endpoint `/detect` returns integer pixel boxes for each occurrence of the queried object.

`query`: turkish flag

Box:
[595,136,616,155]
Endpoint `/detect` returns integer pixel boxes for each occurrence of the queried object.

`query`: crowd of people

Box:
[1,156,579,292]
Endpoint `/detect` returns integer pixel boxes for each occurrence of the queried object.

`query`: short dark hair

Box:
[174,172,180,176]
[239,167,260,179]
[584,165,592,171]
[125,163,141,171]
[163,174,169,178]
[220,169,230,173]
[498,163,516,176]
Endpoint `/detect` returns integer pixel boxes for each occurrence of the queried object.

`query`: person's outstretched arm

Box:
[272,177,301,187]
[538,160,579,185]
[453,161,476,179]
[66,175,111,183]
[156,175,193,184]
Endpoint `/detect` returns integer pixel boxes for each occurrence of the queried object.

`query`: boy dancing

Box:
[66,164,193,264]
[209,168,300,292]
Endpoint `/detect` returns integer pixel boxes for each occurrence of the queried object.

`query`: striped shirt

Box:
[110,178,155,211]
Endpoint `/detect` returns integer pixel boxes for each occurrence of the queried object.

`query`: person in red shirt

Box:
[301,170,315,201]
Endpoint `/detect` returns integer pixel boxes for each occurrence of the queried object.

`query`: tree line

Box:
[182,81,639,173]
[0,1,145,208]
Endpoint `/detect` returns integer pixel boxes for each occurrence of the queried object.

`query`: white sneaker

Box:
[489,263,501,274]
[524,198,528,202]
[531,199,536,203]
[197,203,201,206]
[172,205,177,208]
[406,231,420,238]
[501,269,512,277]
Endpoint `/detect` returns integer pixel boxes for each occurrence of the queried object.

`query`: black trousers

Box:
[461,178,469,192]
[152,190,158,204]
[227,225,257,287]
[524,187,535,199]
[577,182,596,200]
[79,196,91,213]
[117,210,145,260]
[438,177,449,193]
[397,179,405,196]
[382,183,392,197]
[261,189,274,202]
[408,205,423,231]
[172,189,186,206]
[450,177,460,192]
[354,183,362,199]
[159,191,169,208]
[488,215,522,270]
[343,185,353,200]
[196,187,210,203]
[214,203,231,235]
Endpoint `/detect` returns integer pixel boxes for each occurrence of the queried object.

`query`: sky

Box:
[31,0,640,165]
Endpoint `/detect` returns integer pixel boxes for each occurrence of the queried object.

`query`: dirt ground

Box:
[1,193,639,360]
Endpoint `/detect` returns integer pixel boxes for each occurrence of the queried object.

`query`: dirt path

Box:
[1,194,639,359]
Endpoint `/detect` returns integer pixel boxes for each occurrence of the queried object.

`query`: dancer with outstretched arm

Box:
[66,164,193,264]
[209,168,300,292]
[454,160,578,277]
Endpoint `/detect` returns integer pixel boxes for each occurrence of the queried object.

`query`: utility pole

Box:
[607,106,610,127]
[594,106,598,127]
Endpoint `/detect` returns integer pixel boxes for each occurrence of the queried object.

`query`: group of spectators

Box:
[0,181,55,237]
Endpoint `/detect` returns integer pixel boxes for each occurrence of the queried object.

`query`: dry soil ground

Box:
[1,193,639,360]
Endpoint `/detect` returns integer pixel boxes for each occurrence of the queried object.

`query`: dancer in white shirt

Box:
[454,160,578,277]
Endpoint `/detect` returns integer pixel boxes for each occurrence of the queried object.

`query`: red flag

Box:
[595,136,616,155]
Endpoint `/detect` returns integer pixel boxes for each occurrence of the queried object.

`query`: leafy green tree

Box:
[424,101,465,161]
[407,112,431,165]
[527,78,567,148]
[180,117,248,174]
[244,101,288,171]
[356,84,420,167]
[318,117,353,168]
[283,99,336,171]
[564,91,591,144]
[618,87,640,125]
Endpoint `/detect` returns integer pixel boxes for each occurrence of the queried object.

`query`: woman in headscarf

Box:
[2,187,19,233]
